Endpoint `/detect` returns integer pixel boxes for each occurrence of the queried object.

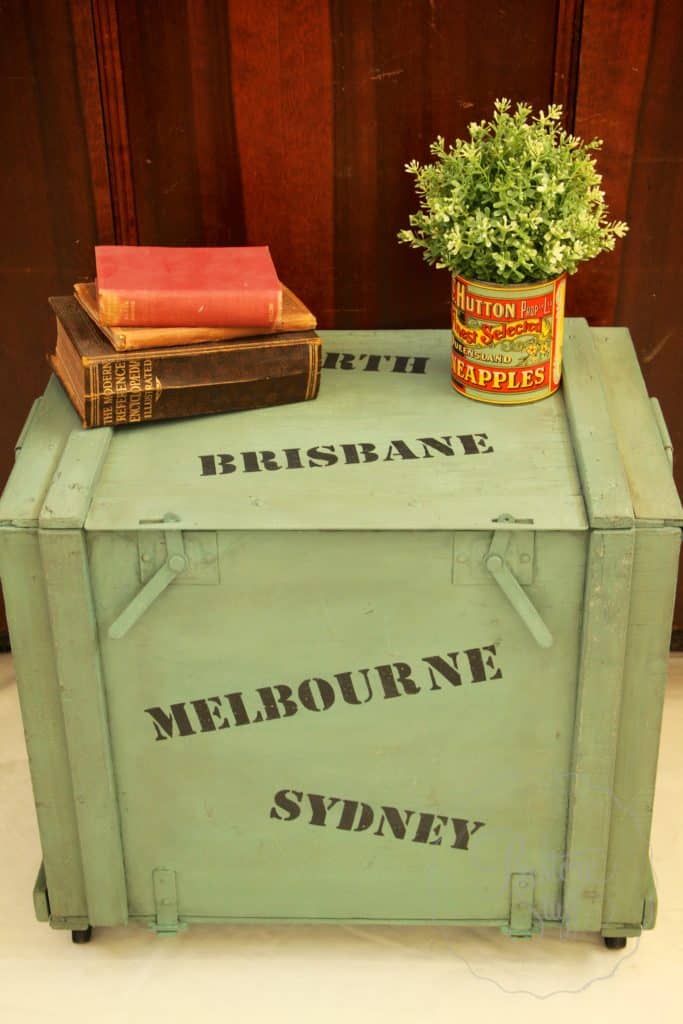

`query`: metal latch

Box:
[485,531,553,648]
[109,532,189,640]
[453,531,535,585]
[138,531,219,586]
[108,530,219,640]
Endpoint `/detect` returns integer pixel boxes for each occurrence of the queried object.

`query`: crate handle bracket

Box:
[108,532,187,640]
[502,872,538,937]
[150,868,186,936]
[485,531,553,648]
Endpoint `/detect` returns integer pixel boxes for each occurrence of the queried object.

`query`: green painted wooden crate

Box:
[0,320,680,948]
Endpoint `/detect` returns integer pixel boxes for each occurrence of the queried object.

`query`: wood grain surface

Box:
[0,0,104,571]
[573,0,683,624]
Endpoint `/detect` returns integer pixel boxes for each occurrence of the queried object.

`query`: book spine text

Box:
[82,341,320,428]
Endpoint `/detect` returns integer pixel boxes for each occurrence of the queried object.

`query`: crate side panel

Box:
[603,527,680,928]
[563,529,634,933]
[89,529,587,923]
[0,529,87,922]
[39,527,128,927]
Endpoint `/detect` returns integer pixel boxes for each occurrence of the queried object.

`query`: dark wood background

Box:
[1,0,682,641]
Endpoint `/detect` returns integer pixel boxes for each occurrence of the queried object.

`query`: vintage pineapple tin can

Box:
[451,274,567,404]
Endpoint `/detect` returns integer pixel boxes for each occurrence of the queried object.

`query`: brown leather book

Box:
[48,296,321,429]
[74,280,317,351]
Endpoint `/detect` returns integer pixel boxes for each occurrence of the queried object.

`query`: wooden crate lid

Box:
[4,321,678,534]
[81,326,590,533]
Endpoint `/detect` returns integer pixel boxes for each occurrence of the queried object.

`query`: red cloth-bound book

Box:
[95,245,282,327]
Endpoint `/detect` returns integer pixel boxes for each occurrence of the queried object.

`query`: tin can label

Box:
[451,274,566,404]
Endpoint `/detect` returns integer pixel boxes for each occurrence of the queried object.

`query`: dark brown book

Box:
[48,296,321,429]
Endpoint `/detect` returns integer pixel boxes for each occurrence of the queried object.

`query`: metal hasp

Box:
[109,531,188,639]
[485,530,553,648]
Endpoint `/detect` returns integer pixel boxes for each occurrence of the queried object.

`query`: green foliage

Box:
[398,99,628,284]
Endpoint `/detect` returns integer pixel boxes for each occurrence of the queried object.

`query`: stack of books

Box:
[48,245,321,428]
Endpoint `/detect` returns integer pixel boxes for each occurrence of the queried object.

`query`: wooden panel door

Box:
[104,0,566,332]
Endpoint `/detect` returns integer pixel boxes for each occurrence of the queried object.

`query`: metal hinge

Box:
[502,872,538,938]
[150,868,186,936]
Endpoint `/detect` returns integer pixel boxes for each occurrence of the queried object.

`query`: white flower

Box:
[398,98,628,282]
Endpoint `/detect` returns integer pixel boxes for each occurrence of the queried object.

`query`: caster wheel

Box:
[71,926,92,944]
[603,936,627,950]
